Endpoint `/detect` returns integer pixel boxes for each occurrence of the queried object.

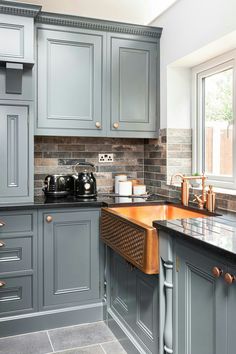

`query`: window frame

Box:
[192,50,236,189]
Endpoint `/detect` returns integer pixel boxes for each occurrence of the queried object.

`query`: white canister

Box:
[115,174,127,194]
[118,180,132,195]
[133,184,146,195]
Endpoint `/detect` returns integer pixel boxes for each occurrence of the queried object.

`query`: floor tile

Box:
[48,322,115,351]
[0,331,52,354]
[53,344,104,354]
[101,341,127,354]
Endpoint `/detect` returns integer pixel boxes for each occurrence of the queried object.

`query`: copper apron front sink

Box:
[101,204,208,274]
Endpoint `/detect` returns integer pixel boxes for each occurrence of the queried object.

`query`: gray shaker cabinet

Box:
[175,241,227,354]
[107,34,159,138]
[36,27,106,136]
[109,249,159,354]
[40,208,100,308]
[0,103,33,203]
[0,14,35,64]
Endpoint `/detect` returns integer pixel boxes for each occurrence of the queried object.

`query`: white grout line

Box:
[47,330,55,352]
[45,340,116,354]
[100,343,107,354]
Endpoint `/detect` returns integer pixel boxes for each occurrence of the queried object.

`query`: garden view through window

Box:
[203,68,233,177]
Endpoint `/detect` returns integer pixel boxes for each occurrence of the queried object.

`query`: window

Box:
[192,51,236,189]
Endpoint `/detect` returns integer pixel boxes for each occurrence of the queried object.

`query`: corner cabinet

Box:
[36,27,106,136]
[35,17,162,138]
[0,103,33,203]
[39,208,100,309]
[107,33,159,137]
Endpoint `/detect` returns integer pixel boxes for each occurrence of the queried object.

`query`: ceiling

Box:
[11,0,177,25]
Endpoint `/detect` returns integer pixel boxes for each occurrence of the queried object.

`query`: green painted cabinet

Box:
[39,208,100,309]
[175,241,227,354]
[0,103,34,203]
[107,33,159,138]
[108,249,159,354]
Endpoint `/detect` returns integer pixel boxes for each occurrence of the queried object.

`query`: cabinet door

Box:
[0,105,31,203]
[0,14,34,64]
[108,34,158,137]
[42,209,100,308]
[175,242,227,354]
[37,28,105,136]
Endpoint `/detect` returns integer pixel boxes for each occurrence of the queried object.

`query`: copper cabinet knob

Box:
[212,266,223,278]
[0,240,5,247]
[95,122,101,129]
[224,273,236,285]
[0,280,6,287]
[113,122,119,129]
[0,220,5,228]
[46,215,53,223]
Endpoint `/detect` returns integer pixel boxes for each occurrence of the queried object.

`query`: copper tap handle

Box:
[224,273,236,285]
[212,267,223,278]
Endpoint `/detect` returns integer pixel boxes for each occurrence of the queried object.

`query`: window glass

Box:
[203,68,233,177]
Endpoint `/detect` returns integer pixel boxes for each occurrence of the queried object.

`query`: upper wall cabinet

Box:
[35,15,162,138]
[0,2,41,64]
[107,33,159,138]
[36,27,106,136]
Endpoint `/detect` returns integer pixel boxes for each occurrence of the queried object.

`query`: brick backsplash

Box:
[34,136,144,196]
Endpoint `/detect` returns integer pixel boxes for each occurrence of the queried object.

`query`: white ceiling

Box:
[11,0,177,25]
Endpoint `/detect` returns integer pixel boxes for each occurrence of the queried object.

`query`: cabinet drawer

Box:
[0,236,32,273]
[0,275,33,316]
[0,213,33,234]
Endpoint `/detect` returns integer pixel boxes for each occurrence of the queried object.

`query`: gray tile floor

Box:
[0,321,127,354]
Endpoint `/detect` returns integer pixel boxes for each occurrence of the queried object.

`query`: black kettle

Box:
[74,162,97,198]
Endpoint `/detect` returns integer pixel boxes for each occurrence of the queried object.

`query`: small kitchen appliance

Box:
[74,162,97,199]
[42,175,74,197]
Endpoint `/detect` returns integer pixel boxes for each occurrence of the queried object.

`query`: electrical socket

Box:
[99,153,114,163]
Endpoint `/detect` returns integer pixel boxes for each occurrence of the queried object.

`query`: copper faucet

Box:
[170,173,207,208]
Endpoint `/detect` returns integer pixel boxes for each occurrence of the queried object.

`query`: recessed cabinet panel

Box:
[0,14,34,63]
[0,275,33,317]
[37,28,104,135]
[0,105,30,202]
[176,243,227,354]
[42,209,100,307]
[108,35,158,134]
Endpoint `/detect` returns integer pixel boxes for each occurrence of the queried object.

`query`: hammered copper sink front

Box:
[101,204,208,274]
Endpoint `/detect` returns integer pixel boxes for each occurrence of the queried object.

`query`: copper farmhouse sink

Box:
[101,204,209,274]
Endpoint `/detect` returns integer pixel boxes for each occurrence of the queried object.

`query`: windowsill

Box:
[167,183,236,197]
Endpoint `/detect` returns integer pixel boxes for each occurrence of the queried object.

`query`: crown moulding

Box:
[0,2,162,38]
[37,12,162,38]
[0,1,41,17]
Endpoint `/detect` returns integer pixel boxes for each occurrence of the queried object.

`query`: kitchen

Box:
[0,0,236,353]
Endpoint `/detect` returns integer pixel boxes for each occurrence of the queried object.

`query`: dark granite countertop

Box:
[153,209,236,262]
[0,194,167,211]
[2,193,236,262]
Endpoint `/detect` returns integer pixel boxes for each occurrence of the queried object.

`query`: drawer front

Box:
[0,213,33,234]
[0,275,33,316]
[0,236,32,273]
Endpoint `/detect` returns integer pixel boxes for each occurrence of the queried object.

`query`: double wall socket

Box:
[99,153,114,163]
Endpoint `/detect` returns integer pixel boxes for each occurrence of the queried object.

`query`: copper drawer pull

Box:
[212,266,223,278]
[46,215,53,223]
[0,280,6,287]
[224,273,236,285]
[0,240,5,247]
[0,221,5,228]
